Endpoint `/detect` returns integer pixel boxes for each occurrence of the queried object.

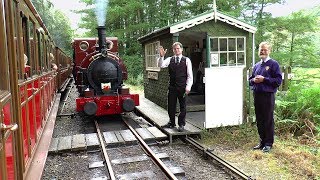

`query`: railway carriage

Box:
[0,0,72,179]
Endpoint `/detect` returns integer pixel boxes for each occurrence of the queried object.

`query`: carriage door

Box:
[0,95,18,180]
[0,1,18,179]
[204,36,246,128]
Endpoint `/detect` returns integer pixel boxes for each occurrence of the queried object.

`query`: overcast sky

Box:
[50,0,320,34]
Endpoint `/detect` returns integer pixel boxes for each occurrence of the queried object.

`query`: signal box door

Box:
[204,66,244,128]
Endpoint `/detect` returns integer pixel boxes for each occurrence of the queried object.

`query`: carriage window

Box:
[44,39,50,71]
[37,30,43,73]
[43,38,47,71]
[145,41,160,71]
[12,3,23,79]
[22,16,31,79]
[210,37,246,67]
[0,4,9,91]
[29,20,36,75]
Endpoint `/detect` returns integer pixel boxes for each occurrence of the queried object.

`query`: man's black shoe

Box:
[262,146,272,153]
[161,123,175,128]
[178,125,184,132]
[253,143,264,150]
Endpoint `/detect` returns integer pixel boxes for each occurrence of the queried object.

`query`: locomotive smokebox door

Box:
[87,58,122,95]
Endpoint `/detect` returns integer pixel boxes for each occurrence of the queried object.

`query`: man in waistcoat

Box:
[249,42,282,152]
[158,42,193,132]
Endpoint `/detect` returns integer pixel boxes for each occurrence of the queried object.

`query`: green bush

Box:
[275,68,320,141]
[122,55,143,86]
[126,73,143,86]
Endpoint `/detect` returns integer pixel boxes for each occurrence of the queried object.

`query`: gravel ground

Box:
[43,152,106,180]
[42,85,236,179]
[154,141,233,180]
[107,145,165,179]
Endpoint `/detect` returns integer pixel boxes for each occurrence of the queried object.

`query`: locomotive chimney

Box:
[97,26,107,53]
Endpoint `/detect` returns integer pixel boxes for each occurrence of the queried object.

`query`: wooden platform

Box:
[135,97,202,143]
[49,127,167,153]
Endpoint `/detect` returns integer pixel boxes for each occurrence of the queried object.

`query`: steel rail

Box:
[184,137,253,180]
[123,119,178,180]
[58,84,73,114]
[94,120,116,180]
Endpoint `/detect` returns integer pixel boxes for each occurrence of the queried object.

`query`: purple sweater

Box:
[249,59,282,93]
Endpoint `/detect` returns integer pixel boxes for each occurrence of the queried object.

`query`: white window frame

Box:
[209,36,246,67]
[145,41,160,71]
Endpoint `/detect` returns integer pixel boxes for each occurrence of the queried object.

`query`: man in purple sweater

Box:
[249,42,282,152]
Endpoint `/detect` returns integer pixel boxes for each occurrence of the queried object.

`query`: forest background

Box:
[32,0,319,151]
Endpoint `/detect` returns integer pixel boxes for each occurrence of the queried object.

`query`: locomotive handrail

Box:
[77,66,87,73]
[91,53,103,61]
[89,52,120,62]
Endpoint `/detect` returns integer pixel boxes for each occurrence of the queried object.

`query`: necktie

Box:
[261,61,265,66]
[176,56,179,64]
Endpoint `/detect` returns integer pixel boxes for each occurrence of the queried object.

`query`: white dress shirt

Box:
[158,55,193,91]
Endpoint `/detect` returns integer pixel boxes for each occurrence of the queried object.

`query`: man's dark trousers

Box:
[168,86,186,127]
[254,92,275,146]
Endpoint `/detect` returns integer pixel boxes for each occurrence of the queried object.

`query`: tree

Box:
[50,10,74,55]
[267,11,318,67]
[283,12,318,66]
[31,0,74,55]
[240,0,284,45]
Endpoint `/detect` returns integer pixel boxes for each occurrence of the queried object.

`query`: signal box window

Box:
[145,41,160,71]
[210,37,246,67]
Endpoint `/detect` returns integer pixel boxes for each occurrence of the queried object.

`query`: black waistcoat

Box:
[169,56,187,88]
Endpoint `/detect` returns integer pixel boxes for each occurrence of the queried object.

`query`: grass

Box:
[124,83,144,95]
[199,124,320,180]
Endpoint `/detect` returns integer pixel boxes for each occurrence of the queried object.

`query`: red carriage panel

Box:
[27,82,36,150]
[21,104,29,161]
[34,79,42,135]
[2,102,16,180]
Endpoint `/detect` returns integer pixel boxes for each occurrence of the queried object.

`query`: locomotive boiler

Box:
[73,26,139,116]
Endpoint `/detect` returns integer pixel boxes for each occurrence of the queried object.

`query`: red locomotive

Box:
[73,27,139,116]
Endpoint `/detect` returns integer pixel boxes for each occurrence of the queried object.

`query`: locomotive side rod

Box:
[123,119,178,180]
[94,119,116,180]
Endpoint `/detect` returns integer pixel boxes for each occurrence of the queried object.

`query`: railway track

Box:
[91,117,183,179]
[184,137,253,180]
[43,85,251,179]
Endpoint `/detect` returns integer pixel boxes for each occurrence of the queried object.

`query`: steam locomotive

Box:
[73,26,139,116]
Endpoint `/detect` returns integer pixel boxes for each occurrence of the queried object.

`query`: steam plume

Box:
[95,0,108,26]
